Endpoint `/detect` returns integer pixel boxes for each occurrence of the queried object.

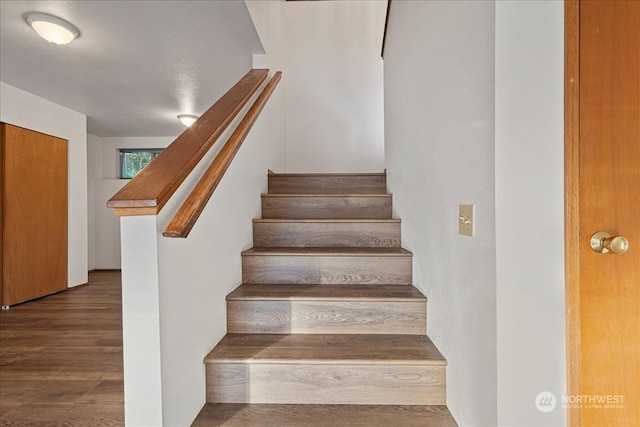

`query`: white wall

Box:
[495,2,566,426]
[246,0,286,73]
[93,180,127,269]
[284,0,386,173]
[1,81,88,287]
[87,134,101,270]
[383,1,497,425]
[247,0,385,174]
[87,136,175,269]
[119,74,286,425]
[385,1,566,425]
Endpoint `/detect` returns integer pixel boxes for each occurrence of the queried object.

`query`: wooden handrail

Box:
[107,69,269,216]
[381,0,392,58]
[163,72,282,238]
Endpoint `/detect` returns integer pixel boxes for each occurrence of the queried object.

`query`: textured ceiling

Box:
[0,0,264,137]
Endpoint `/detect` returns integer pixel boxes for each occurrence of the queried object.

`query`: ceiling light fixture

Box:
[25,12,80,46]
[178,114,199,127]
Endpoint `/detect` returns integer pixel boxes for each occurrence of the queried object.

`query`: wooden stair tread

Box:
[253,218,401,223]
[242,247,412,257]
[268,172,387,177]
[262,193,391,198]
[193,403,458,427]
[205,334,446,365]
[227,284,426,302]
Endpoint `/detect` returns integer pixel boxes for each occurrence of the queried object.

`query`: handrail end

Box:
[112,206,160,217]
[162,230,186,238]
[107,197,160,217]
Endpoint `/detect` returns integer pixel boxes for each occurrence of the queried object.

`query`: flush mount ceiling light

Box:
[178,114,199,127]
[25,12,80,46]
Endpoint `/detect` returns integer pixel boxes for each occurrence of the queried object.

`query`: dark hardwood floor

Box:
[0,271,124,426]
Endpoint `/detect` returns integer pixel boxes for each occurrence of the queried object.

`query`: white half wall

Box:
[383,1,497,425]
[284,0,386,173]
[120,215,163,427]
[495,2,566,426]
[1,81,88,287]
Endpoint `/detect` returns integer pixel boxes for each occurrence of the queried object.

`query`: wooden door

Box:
[566,1,640,425]
[1,123,68,306]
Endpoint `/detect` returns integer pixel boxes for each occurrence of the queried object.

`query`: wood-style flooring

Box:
[0,271,124,426]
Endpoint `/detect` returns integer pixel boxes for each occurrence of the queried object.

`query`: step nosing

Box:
[227,284,427,301]
[241,249,412,256]
[228,296,425,302]
[253,219,401,223]
[205,335,446,367]
[194,404,455,425]
[268,173,386,176]
[242,254,412,258]
[205,358,446,366]
[262,194,392,197]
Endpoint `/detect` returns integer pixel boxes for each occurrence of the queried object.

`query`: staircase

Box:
[192,172,457,426]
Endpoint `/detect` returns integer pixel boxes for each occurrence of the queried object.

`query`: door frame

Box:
[564,1,580,426]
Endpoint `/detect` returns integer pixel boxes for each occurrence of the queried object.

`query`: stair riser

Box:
[242,256,412,285]
[253,222,401,247]
[261,196,392,219]
[269,175,387,195]
[207,363,445,405]
[227,300,426,334]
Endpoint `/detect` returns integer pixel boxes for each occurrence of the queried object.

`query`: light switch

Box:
[459,204,474,237]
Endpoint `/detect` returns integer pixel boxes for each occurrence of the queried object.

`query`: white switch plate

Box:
[459,204,474,237]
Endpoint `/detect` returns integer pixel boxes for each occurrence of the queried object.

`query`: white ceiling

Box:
[0,0,264,137]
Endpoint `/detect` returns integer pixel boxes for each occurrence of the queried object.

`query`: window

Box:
[119,149,163,179]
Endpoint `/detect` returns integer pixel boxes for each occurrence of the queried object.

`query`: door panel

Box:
[1,123,68,306]
[573,1,640,425]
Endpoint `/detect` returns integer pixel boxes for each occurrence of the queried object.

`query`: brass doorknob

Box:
[590,231,630,254]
